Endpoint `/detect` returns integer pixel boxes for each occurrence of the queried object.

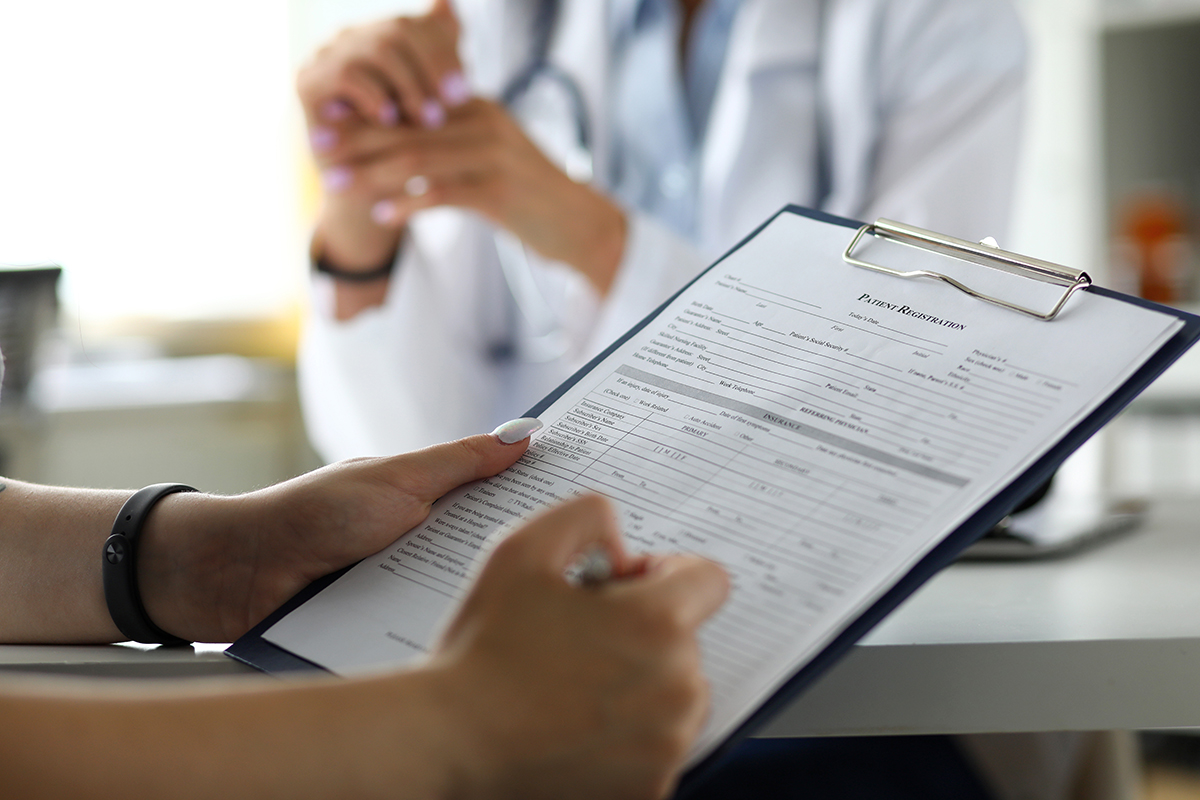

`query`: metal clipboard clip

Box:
[842,219,1092,321]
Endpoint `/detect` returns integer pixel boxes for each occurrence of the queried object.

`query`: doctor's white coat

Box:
[300,0,1027,461]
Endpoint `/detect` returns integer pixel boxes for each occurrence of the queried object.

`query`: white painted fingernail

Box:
[492,417,543,444]
[404,175,429,197]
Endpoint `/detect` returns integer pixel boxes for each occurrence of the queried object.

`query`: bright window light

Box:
[0,1,303,322]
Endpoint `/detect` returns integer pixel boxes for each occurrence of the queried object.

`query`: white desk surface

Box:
[5,495,1200,737]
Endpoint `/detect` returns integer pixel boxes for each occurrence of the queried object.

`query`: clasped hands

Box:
[299,0,627,298]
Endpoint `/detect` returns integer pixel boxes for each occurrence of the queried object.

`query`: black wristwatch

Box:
[102,483,198,646]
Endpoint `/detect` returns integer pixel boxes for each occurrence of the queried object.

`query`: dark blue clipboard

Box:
[228,205,1200,795]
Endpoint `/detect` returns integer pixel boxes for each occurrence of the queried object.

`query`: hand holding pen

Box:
[429,494,730,800]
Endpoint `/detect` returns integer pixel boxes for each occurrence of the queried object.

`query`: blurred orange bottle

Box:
[1121,192,1190,304]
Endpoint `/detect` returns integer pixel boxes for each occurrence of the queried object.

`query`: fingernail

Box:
[492,417,543,444]
[440,71,470,106]
[379,101,399,126]
[321,99,352,122]
[404,175,430,197]
[371,199,396,225]
[310,126,337,152]
[322,166,352,192]
[420,98,445,128]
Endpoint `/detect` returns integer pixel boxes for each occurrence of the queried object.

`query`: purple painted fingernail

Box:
[379,101,399,126]
[322,166,352,192]
[420,98,446,128]
[371,200,396,225]
[310,127,337,152]
[440,71,470,106]
[321,100,352,122]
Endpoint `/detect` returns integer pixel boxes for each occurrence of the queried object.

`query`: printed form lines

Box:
[677,317,1024,446]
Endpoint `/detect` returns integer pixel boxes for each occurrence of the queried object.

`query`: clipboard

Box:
[228,205,1200,796]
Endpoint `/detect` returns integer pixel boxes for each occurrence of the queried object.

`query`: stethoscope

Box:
[499,0,592,176]
[489,0,593,364]
[486,0,831,364]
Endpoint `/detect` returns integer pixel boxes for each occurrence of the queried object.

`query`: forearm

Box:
[0,489,723,800]
[584,212,707,355]
[537,180,627,298]
[0,670,456,800]
[314,200,403,321]
[0,479,259,645]
[0,480,129,642]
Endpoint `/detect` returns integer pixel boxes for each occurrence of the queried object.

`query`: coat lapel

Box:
[700,0,823,254]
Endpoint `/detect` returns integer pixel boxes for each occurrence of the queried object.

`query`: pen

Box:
[573,547,614,588]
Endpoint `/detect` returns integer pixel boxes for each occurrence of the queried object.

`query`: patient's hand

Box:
[427,495,730,800]
[136,432,530,643]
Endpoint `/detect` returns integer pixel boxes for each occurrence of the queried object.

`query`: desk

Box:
[0,356,318,495]
[765,494,1200,737]
[4,496,1200,738]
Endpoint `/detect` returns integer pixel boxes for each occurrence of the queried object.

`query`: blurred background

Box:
[0,0,429,493]
[4,0,1200,491]
[4,1,1200,793]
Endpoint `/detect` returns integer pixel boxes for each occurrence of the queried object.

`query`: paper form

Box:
[264,212,1182,762]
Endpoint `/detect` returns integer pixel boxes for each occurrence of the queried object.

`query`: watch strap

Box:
[103,483,198,646]
[313,250,396,282]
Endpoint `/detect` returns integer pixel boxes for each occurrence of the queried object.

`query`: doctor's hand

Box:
[427,495,730,800]
[317,98,629,297]
[135,426,535,644]
[298,0,466,277]
[298,0,464,132]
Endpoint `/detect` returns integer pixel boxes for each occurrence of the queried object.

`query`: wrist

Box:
[103,484,199,645]
[566,186,627,297]
[312,216,403,320]
[589,195,628,295]
[314,202,404,274]
[412,659,493,800]
[337,669,465,800]
[315,251,395,282]
[136,492,255,642]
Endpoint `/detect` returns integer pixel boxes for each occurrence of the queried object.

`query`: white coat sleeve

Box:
[582,210,710,358]
[298,212,506,463]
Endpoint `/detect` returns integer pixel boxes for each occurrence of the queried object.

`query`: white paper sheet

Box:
[264,212,1183,763]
